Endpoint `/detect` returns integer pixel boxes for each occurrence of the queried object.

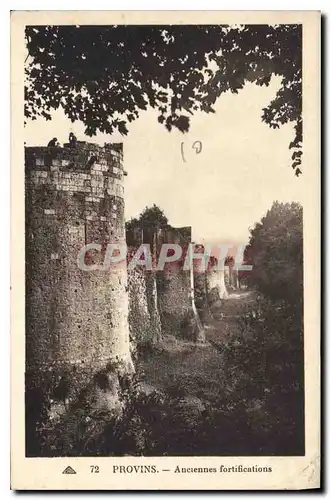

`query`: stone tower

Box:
[25,142,133,405]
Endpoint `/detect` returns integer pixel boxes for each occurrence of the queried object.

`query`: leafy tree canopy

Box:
[25,24,302,174]
[126,204,168,231]
[245,201,303,302]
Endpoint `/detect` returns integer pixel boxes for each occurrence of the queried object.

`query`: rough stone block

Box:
[85,196,100,203]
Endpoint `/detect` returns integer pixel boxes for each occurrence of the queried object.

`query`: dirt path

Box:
[206,290,256,343]
[138,290,257,398]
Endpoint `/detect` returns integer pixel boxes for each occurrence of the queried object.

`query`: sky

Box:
[25,76,304,247]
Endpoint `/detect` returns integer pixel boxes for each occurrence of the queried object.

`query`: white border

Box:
[4,4,325,497]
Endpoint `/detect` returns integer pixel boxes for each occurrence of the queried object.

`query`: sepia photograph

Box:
[11,10,320,490]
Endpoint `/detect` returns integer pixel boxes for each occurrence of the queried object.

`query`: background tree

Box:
[25,24,302,174]
[139,204,169,230]
[126,205,168,233]
[125,216,139,234]
[245,201,303,303]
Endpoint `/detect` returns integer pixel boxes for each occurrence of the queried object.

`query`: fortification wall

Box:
[193,251,228,320]
[127,268,161,348]
[206,267,228,302]
[156,262,193,337]
[126,224,195,339]
[152,227,194,338]
[25,143,132,400]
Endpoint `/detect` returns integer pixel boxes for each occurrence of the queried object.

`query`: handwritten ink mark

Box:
[181,141,203,162]
[192,140,202,154]
[180,142,186,163]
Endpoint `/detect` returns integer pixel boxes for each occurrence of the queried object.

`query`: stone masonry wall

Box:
[153,227,194,338]
[156,262,193,337]
[125,225,195,340]
[127,267,161,348]
[206,266,228,302]
[25,143,132,402]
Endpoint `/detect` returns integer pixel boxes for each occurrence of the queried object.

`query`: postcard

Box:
[11,10,320,490]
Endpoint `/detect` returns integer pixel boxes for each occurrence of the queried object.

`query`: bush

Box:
[219,296,304,454]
